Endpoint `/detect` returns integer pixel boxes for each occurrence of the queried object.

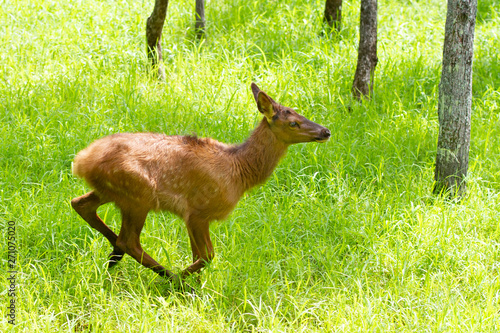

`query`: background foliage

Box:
[1,0,499,331]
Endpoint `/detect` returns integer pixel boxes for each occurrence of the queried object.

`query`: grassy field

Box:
[1,0,500,331]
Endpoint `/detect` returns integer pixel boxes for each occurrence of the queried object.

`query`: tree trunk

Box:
[146,0,169,81]
[323,0,342,32]
[195,0,206,38]
[433,0,478,197]
[352,0,378,100]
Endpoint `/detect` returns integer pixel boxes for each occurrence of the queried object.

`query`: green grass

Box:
[1,0,500,331]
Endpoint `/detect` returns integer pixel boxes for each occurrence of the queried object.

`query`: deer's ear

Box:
[256,91,277,121]
[251,83,261,103]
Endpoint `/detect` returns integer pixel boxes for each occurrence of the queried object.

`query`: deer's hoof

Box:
[168,274,196,296]
[107,250,124,268]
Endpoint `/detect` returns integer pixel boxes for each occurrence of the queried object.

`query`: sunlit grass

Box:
[1,0,500,331]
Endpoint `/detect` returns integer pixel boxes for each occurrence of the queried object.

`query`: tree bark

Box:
[146,0,169,80]
[352,0,378,100]
[195,0,206,38]
[433,0,478,197]
[323,0,343,32]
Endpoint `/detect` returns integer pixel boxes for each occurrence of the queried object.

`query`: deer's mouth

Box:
[313,128,330,143]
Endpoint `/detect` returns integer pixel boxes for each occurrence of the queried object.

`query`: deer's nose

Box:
[322,128,331,138]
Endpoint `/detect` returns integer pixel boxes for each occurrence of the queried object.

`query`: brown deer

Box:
[71,83,330,289]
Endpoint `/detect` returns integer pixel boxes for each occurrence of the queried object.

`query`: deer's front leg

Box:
[182,215,214,279]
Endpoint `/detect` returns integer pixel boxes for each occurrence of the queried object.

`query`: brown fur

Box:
[71,83,330,288]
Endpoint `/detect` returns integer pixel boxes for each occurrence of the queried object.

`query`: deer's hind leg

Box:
[71,191,124,267]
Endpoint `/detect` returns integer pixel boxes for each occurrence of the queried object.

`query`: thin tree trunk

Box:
[146,0,169,80]
[324,0,343,32]
[195,0,206,38]
[433,0,478,197]
[352,0,378,100]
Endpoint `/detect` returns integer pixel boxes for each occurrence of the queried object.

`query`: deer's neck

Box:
[231,118,288,192]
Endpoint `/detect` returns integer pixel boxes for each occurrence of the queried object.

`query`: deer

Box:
[71,83,330,291]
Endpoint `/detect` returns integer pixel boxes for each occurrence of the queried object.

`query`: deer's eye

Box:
[290,122,298,128]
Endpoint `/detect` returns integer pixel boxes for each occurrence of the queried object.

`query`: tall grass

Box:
[1,0,500,331]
